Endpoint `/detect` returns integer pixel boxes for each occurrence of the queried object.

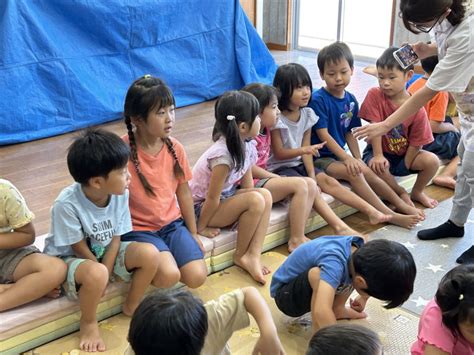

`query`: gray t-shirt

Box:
[267,107,319,171]
[44,183,132,259]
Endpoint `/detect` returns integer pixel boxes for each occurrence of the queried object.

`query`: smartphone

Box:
[393,44,419,69]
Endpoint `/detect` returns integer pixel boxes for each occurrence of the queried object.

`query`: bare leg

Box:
[410,151,440,208]
[151,251,181,288]
[179,259,208,289]
[122,243,160,316]
[75,261,109,352]
[0,253,66,312]
[433,156,459,190]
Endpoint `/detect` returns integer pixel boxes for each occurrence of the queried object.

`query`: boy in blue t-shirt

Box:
[308,42,423,230]
[270,236,416,331]
[44,129,161,352]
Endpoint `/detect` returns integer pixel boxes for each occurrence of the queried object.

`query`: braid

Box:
[125,116,156,196]
[163,138,184,178]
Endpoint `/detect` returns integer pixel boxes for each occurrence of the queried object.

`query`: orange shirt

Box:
[123,136,192,231]
[408,77,449,122]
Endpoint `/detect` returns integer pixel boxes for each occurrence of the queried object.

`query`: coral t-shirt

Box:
[408,77,449,122]
[123,136,192,231]
[411,299,474,355]
[359,87,433,156]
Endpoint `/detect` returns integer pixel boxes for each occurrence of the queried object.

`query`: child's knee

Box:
[258,187,273,205]
[182,262,207,289]
[153,265,181,288]
[78,262,109,287]
[247,191,267,212]
[134,243,161,270]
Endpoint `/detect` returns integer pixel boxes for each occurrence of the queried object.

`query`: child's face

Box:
[260,96,280,129]
[459,320,474,344]
[321,59,353,96]
[144,105,176,138]
[103,166,131,195]
[289,84,311,109]
[377,67,411,98]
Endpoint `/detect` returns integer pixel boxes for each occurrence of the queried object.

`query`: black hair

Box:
[307,324,382,355]
[376,46,413,73]
[420,55,439,74]
[67,128,129,184]
[273,63,313,112]
[317,41,354,73]
[212,90,260,171]
[400,0,467,34]
[241,83,279,114]
[128,289,208,355]
[436,264,474,336]
[123,75,183,196]
[352,239,416,309]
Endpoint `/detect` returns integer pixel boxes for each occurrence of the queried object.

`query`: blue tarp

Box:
[0,0,277,145]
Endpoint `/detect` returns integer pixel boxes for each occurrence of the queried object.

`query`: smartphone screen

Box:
[393,45,419,69]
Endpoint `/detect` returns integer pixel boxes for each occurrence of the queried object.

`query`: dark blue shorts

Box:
[362,146,419,177]
[423,131,460,160]
[121,219,204,268]
[273,163,322,177]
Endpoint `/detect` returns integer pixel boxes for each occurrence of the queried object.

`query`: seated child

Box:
[270,236,416,332]
[190,91,272,284]
[242,83,361,252]
[0,178,66,311]
[309,42,423,228]
[307,324,382,355]
[411,264,474,355]
[407,55,461,190]
[44,129,161,352]
[126,287,285,355]
[360,47,440,209]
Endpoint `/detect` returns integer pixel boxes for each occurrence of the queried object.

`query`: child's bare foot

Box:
[400,192,415,207]
[234,253,268,285]
[433,176,456,190]
[288,236,311,253]
[411,191,439,209]
[395,203,425,220]
[198,227,221,238]
[79,319,106,352]
[0,284,13,293]
[367,210,392,225]
[46,287,62,299]
[390,213,421,229]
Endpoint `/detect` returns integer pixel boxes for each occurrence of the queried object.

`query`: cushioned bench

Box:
[0,169,440,354]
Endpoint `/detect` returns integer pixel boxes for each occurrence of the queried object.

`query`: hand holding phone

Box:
[393,44,419,69]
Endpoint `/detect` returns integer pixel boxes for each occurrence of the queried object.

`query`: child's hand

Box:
[197,227,221,238]
[192,233,206,253]
[252,333,286,355]
[369,156,389,175]
[333,306,367,320]
[343,156,363,176]
[350,295,368,312]
[301,142,326,157]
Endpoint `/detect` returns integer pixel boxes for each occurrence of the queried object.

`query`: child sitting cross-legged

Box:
[44,129,161,352]
[125,287,285,355]
[270,236,416,332]
[360,47,440,209]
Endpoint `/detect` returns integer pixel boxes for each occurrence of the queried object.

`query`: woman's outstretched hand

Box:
[352,122,389,141]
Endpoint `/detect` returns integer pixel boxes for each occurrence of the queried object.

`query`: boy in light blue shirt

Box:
[44,129,160,352]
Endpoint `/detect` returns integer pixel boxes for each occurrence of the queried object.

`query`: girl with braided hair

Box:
[121,75,207,289]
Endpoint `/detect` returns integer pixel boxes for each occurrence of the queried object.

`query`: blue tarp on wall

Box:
[0,0,277,145]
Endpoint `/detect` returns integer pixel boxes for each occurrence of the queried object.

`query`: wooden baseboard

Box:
[266,43,290,51]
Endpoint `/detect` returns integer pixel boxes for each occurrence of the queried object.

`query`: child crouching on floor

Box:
[126,287,285,355]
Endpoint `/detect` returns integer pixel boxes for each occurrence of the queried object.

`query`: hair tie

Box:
[227,115,235,121]
[459,294,464,301]
[143,74,151,78]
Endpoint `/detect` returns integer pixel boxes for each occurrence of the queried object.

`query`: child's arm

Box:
[270,129,322,160]
[430,120,458,134]
[404,145,422,170]
[301,130,325,180]
[332,288,368,320]
[0,222,35,249]
[311,279,338,330]
[176,182,205,251]
[252,165,279,180]
[101,236,121,277]
[368,136,389,175]
[242,287,285,355]
[239,169,256,189]
[71,239,98,261]
[197,164,230,233]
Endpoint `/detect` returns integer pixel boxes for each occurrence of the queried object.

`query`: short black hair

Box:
[307,324,382,355]
[421,55,439,74]
[67,128,129,184]
[317,42,354,73]
[273,63,313,112]
[128,289,208,355]
[436,264,474,336]
[376,46,414,73]
[352,239,416,309]
[241,83,279,114]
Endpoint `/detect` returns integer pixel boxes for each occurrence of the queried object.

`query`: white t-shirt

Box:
[427,11,474,151]
[267,107,319,171]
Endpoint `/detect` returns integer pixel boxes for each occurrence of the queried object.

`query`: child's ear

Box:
[130,115,143,126]
[405,69,414,82]
[238,121,248,133]
[87,176,105,190]
[353,275,368,290]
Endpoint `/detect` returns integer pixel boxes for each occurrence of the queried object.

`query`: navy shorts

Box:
[274,270,312,317]
[423,131,460,160]
[363,146,419,177]
[273,163,322,177]
[121,219,204,268]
